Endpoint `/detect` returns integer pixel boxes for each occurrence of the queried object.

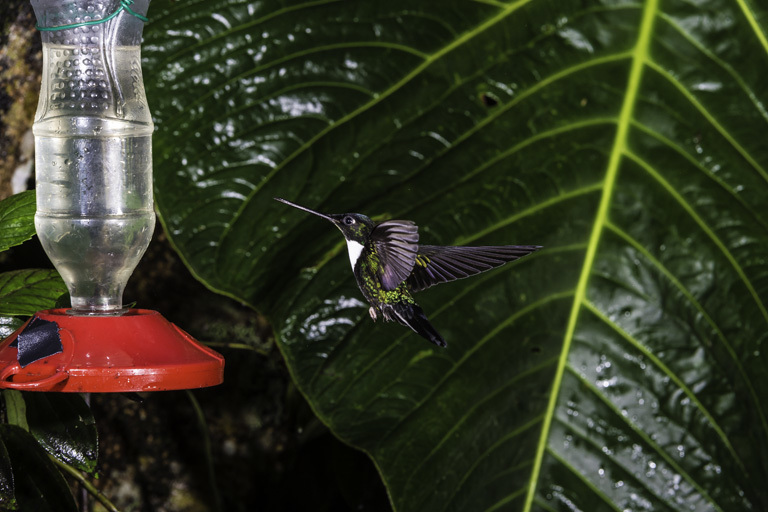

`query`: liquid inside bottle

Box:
[34,42,155,315]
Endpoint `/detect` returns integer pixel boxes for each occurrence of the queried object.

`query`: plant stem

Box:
[186,390,223,512]
[81,393,91,512]
[50,455,120,512]
[201,340,269,355]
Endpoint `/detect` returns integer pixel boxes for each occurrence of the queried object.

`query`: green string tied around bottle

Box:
[36,0,148,32]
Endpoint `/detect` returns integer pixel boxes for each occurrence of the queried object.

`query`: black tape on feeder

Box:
[11,317,62,367]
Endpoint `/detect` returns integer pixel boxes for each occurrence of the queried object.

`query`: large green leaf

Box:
[145,0,768,510]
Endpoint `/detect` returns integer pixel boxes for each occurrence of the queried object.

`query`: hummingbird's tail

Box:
[384,302,446,347]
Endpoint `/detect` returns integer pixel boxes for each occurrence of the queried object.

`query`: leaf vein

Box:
[604,221,768,454]
[444,416,542,512]
[583,296,751,478]
[565,362,725,512]
[629,121,768,235]
[644,60,768,184]
[546,447,623,512]
[403,355,559,505]
[371,292,573,451]
[625,150,768,326]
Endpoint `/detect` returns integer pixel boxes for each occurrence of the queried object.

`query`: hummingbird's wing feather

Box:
[370,220,419,291]
[407,245,541,292]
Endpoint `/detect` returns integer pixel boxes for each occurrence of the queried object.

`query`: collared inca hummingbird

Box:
[275,198,541,347]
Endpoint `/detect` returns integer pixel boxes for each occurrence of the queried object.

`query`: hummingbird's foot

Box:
[369,306,377,321]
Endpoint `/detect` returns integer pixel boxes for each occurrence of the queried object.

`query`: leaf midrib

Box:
[521,0,659,510]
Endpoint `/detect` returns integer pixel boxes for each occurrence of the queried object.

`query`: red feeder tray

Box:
[0,309,224,392]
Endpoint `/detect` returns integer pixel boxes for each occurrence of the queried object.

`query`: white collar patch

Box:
[346,240,364,269]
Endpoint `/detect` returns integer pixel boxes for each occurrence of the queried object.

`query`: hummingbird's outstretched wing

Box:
[407,245,541,292]
[370,220,419,291]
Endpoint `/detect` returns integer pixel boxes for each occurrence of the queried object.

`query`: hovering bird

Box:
[275,198,540,347]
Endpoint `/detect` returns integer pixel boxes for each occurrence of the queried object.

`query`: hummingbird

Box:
[275,198,540,347]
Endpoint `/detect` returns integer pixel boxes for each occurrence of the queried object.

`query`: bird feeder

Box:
[0,0,224,391]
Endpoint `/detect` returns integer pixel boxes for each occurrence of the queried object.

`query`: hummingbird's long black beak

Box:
[274,197,336,223]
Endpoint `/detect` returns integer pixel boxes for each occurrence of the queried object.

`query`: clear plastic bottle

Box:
[31,0,154,315]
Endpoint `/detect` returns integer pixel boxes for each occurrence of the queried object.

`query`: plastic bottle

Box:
[31,0,154,314]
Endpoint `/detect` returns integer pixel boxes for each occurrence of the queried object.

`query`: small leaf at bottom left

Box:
[0,433,15,510]
[24,393,97,474]
[0,425,76,512]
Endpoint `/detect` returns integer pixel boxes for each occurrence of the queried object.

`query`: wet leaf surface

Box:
[24,393,98,475]
[0,316,24,341]
[0,424,77,512]
[0,432,15,510]
[145,0,768,510]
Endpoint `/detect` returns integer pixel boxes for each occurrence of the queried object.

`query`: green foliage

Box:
[0,317,23,343]
[23,393,98,474]
[0,191,36,253]
[0,432,13,510]
[0,192,91,510]
[0,424,77,512]
[3,390,27,431]
[0,270,67,317]
[145,0,768,510]
[0,190,67,319]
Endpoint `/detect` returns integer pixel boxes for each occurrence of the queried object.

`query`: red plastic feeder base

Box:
[0,309,224,392]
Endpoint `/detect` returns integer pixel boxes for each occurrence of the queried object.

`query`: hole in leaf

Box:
[480,92,499,107]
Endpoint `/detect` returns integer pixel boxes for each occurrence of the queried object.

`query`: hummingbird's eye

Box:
[343,216,355,225]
